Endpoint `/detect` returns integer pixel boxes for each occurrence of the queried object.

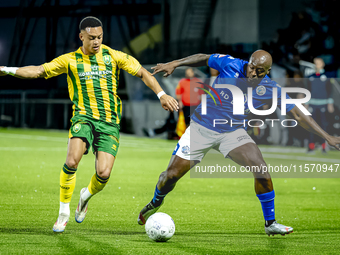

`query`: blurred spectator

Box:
[306,57,334,153]
[284,70,307,146]
[175,68,203,126]
[285,70,305,98]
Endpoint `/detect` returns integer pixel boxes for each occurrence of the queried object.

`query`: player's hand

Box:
[326,136,340,151]
[160,94,179,112]
[0,66,7,76]
[151,63,176,77]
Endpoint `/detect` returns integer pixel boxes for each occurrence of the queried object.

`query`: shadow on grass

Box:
[0,227,145,236]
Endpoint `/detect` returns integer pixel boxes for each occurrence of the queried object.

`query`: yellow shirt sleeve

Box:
[42,54,68,79]
[110,50,141,76]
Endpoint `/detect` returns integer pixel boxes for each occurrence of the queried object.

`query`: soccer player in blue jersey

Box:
[137,50,340,236]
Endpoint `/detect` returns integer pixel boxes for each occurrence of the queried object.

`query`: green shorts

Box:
[68,115,120,157]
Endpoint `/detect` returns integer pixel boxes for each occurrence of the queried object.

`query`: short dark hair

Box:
[79,16,102,31]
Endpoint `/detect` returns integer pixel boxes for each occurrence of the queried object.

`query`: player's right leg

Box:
[53,137,87,232]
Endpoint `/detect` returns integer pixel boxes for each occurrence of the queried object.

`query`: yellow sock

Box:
[87,173,110,196]
[60,164,77,203]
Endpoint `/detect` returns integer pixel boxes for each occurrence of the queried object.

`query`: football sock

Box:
[59,163,77,204]
[322,143,326,150]
[256,190,275,224]
[152,185,168,207]
[81,188,93,202]
[265,219,275,227]
[87,172,110,196]
[59,202,70,215]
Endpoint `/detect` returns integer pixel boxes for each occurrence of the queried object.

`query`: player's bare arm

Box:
[289,106,340,150]
[151,54,211,77]
[0,65,46,79]
[135,67,179,112]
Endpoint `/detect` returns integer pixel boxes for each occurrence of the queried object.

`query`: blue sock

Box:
[256,190,275,223]
[152,185,168,207]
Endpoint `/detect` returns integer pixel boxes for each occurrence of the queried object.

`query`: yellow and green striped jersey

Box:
[42,44,141,127]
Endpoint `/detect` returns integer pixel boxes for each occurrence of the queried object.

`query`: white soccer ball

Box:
[145,212,175,242]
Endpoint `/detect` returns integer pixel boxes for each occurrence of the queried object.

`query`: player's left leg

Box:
[228,143,293,236]
[75,122,119,223]
[138,121,210,225]
[75,151,115,223]
[138,155,195,225]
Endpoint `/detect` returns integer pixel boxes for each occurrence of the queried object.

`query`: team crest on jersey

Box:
[181,145,190,155]
[256,85,266,96]
[103,55,112,65]
[73,123,81,133]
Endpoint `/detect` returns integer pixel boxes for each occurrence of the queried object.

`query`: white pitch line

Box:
[0,132,174,147]
[262,153,340,163]
[0,133,67,142]
[0,147,66,151]
[0,133,338,162]
[259,147,306,153]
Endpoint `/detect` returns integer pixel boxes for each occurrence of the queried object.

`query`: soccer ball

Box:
[145,212,175,242]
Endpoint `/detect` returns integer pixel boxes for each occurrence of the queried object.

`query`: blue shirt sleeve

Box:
[208,54,236,73]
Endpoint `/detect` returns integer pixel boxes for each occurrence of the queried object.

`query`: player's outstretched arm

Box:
[135,67,179,112]
[151,54,211,77]
[0,65,46,79]
[289,106,340,150]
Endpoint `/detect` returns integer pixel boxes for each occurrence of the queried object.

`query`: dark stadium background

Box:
[0,0,339,145]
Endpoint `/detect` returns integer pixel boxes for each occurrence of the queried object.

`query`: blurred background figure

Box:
[143,112,178,140]
[284,70,307,147]
[175,67,203,127]
[306,57,334,153]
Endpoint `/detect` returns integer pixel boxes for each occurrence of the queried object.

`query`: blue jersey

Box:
[191,54,295,133]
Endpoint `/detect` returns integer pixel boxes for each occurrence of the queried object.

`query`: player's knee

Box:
[96,166,112,179]
[165,167,182,184]
[65,158,80,169]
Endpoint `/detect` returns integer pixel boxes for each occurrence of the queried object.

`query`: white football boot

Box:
[53,213,69,233]
[265,221,293,236]
[75,188,89,223]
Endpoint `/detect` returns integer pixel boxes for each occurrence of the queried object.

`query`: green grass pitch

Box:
[0,128,339,254]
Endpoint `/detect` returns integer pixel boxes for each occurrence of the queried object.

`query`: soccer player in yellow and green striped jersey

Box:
[0,16,178,233]
[43,40,140,125]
